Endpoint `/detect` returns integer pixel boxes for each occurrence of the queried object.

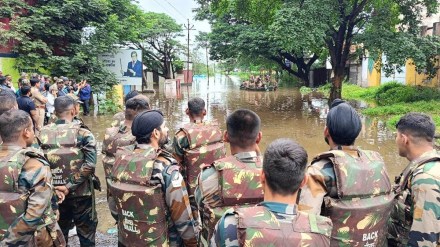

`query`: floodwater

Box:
[79,75,407,246]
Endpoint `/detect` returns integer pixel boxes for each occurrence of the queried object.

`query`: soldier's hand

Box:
[55,210,60,221]
[55,189,65,204]
[55,185,69,196]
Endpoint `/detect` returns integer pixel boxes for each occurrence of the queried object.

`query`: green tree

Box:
[196,0,440,101]
[0,0,138,91]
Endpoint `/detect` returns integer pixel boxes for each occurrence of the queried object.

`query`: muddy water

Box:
[80,75,407,245]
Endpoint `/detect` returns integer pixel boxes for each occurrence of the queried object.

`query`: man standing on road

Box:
[30,78,47,132]
[0,109,66,246]
[38,96,98,246]
[298,99,393,246]
[388,113,440,246]
[17,86,40,132]
[195,109,264,243]
[110,110,198,246]
[78,80,91,116]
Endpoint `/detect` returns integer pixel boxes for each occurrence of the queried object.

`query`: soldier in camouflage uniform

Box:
[298,99,393,247]
[110,110,198,246]
[195,109,264,244]
[0,109,65,246]
[111,90,140,128]
[388,113,440,246]
[0,90,18,144]
[38,96,98,246]
[212,138,332,247]
[172,97,226,226]
[102,95,150,220]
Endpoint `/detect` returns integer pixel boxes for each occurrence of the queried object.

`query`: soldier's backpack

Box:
[39,123,84,187]
[109,146,168,247]
[0,148,48,240]
[313,149,393,247]
[102,125,136,182]
[180,122,226,195]
[235,205,332,247]
[102,125,136,220]
[201,155,264,242]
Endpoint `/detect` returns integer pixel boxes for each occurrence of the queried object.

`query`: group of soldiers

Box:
[0,84,439,247]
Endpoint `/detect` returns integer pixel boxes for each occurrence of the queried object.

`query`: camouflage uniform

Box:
[102,124,135,220]
[38,119,97,246]
[212,202,332,247]
[173,121,226,227]
[110,144,198,246]
[111,111,125,128]
[298,147,393,247]
[0,145,65,247]
[195,151,264,244]
[388,149,440,246]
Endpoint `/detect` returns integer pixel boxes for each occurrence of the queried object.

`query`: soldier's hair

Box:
[263,138,308,195]
[0,109,32,142]
[188,97,205,115]
[125,96,150,120]
[326,99,361,146]
[54,96,75,115]
[30,78,40,87]
[124,90,139,104]
[0,90,18,115]
[226,109,260,148]
[396,113,435,143]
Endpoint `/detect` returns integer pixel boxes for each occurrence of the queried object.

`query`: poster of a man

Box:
[100,49,142,86]
[121,51,142,77]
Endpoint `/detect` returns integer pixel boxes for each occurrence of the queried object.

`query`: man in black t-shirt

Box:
[17,86,39,131]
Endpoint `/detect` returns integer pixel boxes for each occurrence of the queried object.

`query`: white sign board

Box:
[100,49,143,86]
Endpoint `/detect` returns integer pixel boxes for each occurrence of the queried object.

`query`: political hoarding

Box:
[100,49,143,86]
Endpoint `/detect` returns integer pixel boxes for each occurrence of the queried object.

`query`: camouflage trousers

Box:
[58,196,98,247]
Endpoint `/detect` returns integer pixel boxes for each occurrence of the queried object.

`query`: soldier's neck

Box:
[264,190,299,205]
[189,116,204,123]
[230,144,260,156]
[407,144,434,162]
[124,120,133,128]
[2,141,27,149]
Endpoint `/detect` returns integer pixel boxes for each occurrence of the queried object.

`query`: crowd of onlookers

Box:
[0,70,92,131]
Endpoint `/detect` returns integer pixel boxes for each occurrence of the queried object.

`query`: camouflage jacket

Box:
[38,119,97,197]
[111,111,125,128]
[211,202,332,247]
[0,145,59,246]
[298,147,393,247]
[102,124,135,178]
[112,144,198,246]
[172,120,226,195]
[388,149,440,247]
[195,151,264,243]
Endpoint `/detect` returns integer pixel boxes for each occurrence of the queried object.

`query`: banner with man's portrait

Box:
[100,49,143,86]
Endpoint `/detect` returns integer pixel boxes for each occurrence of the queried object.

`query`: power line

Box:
[163,0,187,20]
[150,0,186,23]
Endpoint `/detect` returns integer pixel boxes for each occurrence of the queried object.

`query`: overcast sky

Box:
[138,0,210,40]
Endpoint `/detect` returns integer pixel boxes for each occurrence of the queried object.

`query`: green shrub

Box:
[374,82,440,106]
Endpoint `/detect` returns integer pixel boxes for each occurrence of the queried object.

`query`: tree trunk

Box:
[330,66,344,101]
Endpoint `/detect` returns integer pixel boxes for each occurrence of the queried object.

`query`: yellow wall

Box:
[367,58,381,87]
[0,57,20,88]
[405,59,440,87]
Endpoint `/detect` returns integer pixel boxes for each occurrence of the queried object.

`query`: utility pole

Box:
[184,19,195,84]
[206,46,209,85]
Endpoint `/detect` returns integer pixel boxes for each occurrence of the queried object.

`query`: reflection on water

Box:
[83,74,407,232]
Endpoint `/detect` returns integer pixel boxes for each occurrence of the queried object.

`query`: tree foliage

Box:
[195,0,440,100]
